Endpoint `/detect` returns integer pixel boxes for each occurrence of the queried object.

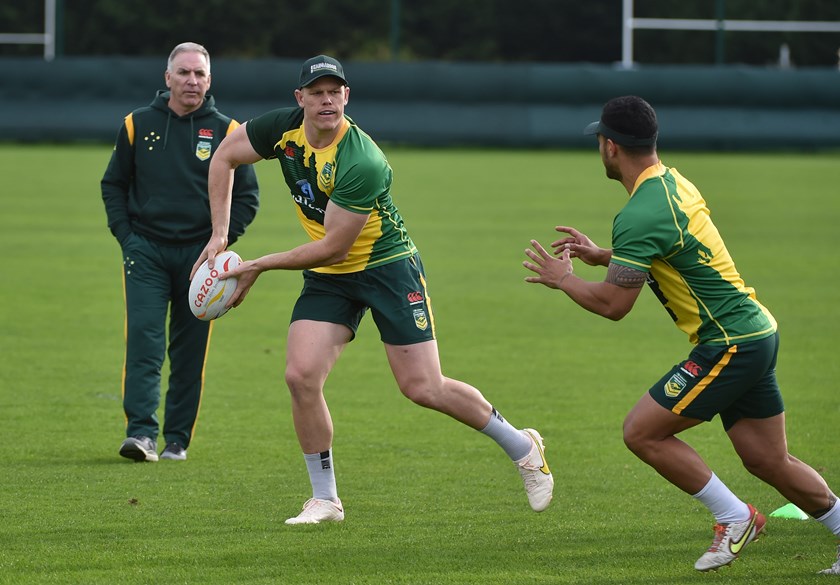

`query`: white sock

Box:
[692,473,751,524]
[303,449,338,502]
[816,498,840,536]
[480,407,532,461]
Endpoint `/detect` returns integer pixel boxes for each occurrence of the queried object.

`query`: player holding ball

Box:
[192,55,554,524]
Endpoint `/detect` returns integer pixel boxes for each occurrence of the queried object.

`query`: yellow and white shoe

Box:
[515,428,554,512]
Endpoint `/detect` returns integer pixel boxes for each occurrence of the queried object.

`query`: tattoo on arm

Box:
[606,263,647,288]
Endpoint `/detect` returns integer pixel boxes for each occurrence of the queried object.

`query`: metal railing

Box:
[621,0,840,68]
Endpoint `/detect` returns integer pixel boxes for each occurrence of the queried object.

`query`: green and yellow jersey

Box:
[610,162,777,346]
[246,107,416,274]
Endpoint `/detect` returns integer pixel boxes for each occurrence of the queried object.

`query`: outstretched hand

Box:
[523,239,573,289]
[551,226,610,267]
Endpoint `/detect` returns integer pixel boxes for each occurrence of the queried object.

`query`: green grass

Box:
[1,144,839,584]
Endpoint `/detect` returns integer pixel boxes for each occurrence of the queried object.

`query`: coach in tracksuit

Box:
[101,42,259,462]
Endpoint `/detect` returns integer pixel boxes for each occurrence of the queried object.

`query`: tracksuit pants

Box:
[120,234,211,449]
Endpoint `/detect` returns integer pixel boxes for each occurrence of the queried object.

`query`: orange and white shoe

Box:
[515,428,554,512]
[285,498,345,525]
[694,504,766,571]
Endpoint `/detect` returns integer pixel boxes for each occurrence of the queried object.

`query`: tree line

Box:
[2,0,839,67]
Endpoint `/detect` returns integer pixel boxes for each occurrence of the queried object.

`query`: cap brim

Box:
[582,120,657,146]
[583,121,601,136]
[300,71,347,88]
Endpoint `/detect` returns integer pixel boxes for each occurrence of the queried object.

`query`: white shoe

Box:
[694,504,766,571]
[515,428,554,512]
[285,498,345,525]
[819,543,840,575]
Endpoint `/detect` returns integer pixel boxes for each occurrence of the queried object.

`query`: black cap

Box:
[299,55,347,88]
[583,96,658,147]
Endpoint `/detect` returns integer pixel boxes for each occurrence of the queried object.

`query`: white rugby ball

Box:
[189,250,241,321]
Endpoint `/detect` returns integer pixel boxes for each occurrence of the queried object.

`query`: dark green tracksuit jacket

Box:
[101,90,259,450]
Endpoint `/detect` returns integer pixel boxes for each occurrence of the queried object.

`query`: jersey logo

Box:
[195,140,212,161]
[198,128,214,139]
[293,180,326,215]
[664,372,687,398]
[413,308,429,331]
[296,179,315,202]
[142,131,162,150]
[407,291,424,304]
[318,162,334,192]
[681,361,703,377]
[697,242,714,265]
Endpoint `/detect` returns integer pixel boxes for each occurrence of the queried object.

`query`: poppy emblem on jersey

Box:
[413,308,428,331]
[664,372,687,398]
[198,128,214,139]
[195,141,212,161]
[284,145,296,159]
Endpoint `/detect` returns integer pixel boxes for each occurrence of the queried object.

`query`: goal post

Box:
[621,0,840,68]
[0,0,57,61]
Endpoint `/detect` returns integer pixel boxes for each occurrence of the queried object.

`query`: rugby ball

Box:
[189,250,241,321]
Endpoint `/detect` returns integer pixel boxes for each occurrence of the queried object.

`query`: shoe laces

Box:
[519,467,539,490]
[300,498,338,513]
[707,523,728,552]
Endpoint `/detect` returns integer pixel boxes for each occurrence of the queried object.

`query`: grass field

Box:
[1,143,839,585]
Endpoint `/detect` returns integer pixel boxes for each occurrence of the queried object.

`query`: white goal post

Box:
[621,0,840,68]
[0,0,56,61]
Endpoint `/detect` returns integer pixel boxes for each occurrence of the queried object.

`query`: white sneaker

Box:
[694,504,766,571]
[285,498,345,525]
[515,428,554,512]
[119,436,158,462]
[818,543,840,575]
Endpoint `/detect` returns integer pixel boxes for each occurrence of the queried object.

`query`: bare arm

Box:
[524,239,645,321]
[223,200,369,308]
[248,201,367,272]
[190,122,263,278]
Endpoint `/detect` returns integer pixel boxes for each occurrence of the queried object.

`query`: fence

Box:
[1,57,838,150]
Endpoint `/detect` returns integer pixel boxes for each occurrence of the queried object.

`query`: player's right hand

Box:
[551,225,609,267]
[189,234,228,280]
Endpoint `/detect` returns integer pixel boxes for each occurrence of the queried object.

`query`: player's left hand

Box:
[523,239,573,289]
[217,258,262,308]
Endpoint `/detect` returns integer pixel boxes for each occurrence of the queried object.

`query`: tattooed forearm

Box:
[606,263,647,288]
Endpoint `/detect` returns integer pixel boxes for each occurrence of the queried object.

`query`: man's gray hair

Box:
[167,42,211,73]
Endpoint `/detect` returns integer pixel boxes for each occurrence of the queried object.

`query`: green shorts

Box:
[291,253,436,345]
[648,332,784,431]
